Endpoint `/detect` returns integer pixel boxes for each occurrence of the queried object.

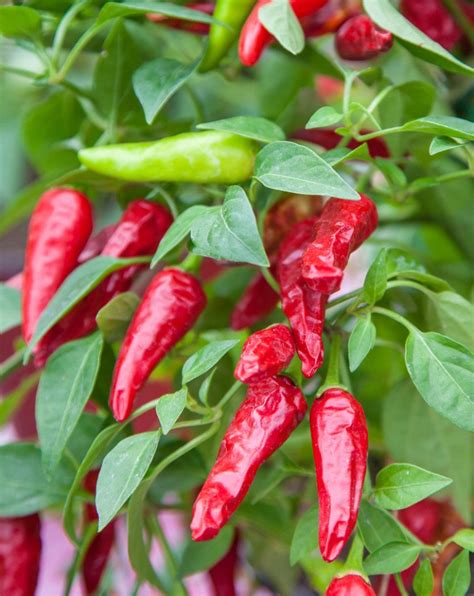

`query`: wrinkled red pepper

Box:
[0,514,42,596]
[82,470,115,595]
[110,268,206,422]
[208,531,239,596]
[335,14,393,60]
[302,195,378,294]
[277,217,327,378]
[400,0,462,50]
[191,376,307,540]
[34,200,172,366]
[22,188,93,344]
[234,324,295,383]
[310,388,368,562]
[239,0,329,66]
[326,574,375,595]
[230,270,280,330]
[147,3,213,35]
[292,128,390,159]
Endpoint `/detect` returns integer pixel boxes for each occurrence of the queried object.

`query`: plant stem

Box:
[260,265,280,293]
[372,306,416,332]
[0,64,41,79]
[0,348,25,382]
[394,573,409,596]
[52,23,106,83]
[52,0,90,68]
[217,380,243,409]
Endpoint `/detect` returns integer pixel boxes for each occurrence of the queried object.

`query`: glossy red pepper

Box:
[301,0,360,37]
[302,195,378,294]
[310,388,368,562]
[335,14,393,60]
[147,3,214,35]
[230,270,280,330]
[208,531,239,596]
[34,200,173,366]
[191,376,307,540]
[82,470,115,595]
[22,188,93,344]
[0,514,42,596]
[292,127,390,159]
[110,268,206,422]
[400,0,462,50]
[234,324,295,383]
[326,574,375,595]
[277,218,327,378]
[239,0,329,66]
[77,224,117,264]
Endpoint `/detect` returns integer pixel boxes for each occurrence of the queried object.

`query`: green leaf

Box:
[191,186,270,266]
[425,291,474,351]
[290,505,319,565]
[374,463,452,510]
[375,158,407,188]
[254,141,359,200]
[156,388,187,434]
[197,116,285,144]
[25,256,146,360]
[403,116,474,140]
[198,369,216,405]
[96,292,140,343]
[151,205,208,267]
[258,0,305,56]
[37,333,104,476]
[97,432,159,530]
[429,136,468,156]
[358,500,412,553]
[364,542,422,575]
[405,331,474,432]
[178,526,234,577]
[133,58,198,125]
[451,529,474,552]
[413,559,434,596]
[97,1,217,25]
[442,550,471,596]
[378,81,436,125]
[182,339,239,384]
[0,6,41,38]
[322,143,371,166]
[363,0,474,76]
[0,284,21,333]
[362,248,388,304]
[306,106,343,129]
[348,316,376,372]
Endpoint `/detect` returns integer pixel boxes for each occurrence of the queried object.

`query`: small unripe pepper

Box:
[191,376,307,540]
[302,195,378,294]
[234,324,295,383]
[79,131,258,184]
[110,268,206,422]
[22,188,93,343]
[147,3,213,35]
[310,388,368,562]
[335,14,393,61]
[326,574,375,595]
[0,514,42,596]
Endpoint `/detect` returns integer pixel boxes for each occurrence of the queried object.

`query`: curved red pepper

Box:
[326,574,375,595]
[277,218,327,378]
[230,269,280,331]
[208,531,239,596]
[34,200,173,366]
[302,195,378,294]
[82,470,115,595]
[292,128,390,159]
[239,0,329,66]
[335,14,393,61]
[147,3,213,35]
[234,324,295,383]
[310,388,368,562]
[191,375,307,540]
[400,0,462,50]
[0,514,42,596]
[110,268,206,422]
[22,188,93,344]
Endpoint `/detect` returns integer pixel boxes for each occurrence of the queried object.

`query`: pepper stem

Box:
[343,533,368,579]
[317,334,347,396]
[181,253,203,275]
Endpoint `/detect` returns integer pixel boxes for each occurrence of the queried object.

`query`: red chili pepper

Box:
[277,217,327,378]
[239,0,329,66]
[335,14,393,60]
[0,514,42,596]
[400,0,462,50]
[82,470,115,595]
[22,188,93,344]
[191,375,307,540]
[230,270,280,330]
[77,224,117,264]
[208,531,240,596]
[234,324,295,383]
[326,574,375,595]
[34,200,172,367]
[110,268,206,422]
[310,388,368,562]
[301,0,360,37]
[147,3,214,35]
[292,127,390,158]
[302,195,378,294]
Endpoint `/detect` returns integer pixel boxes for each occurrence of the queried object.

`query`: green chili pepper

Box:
[199,0,255,72]
[78,131,257,184]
